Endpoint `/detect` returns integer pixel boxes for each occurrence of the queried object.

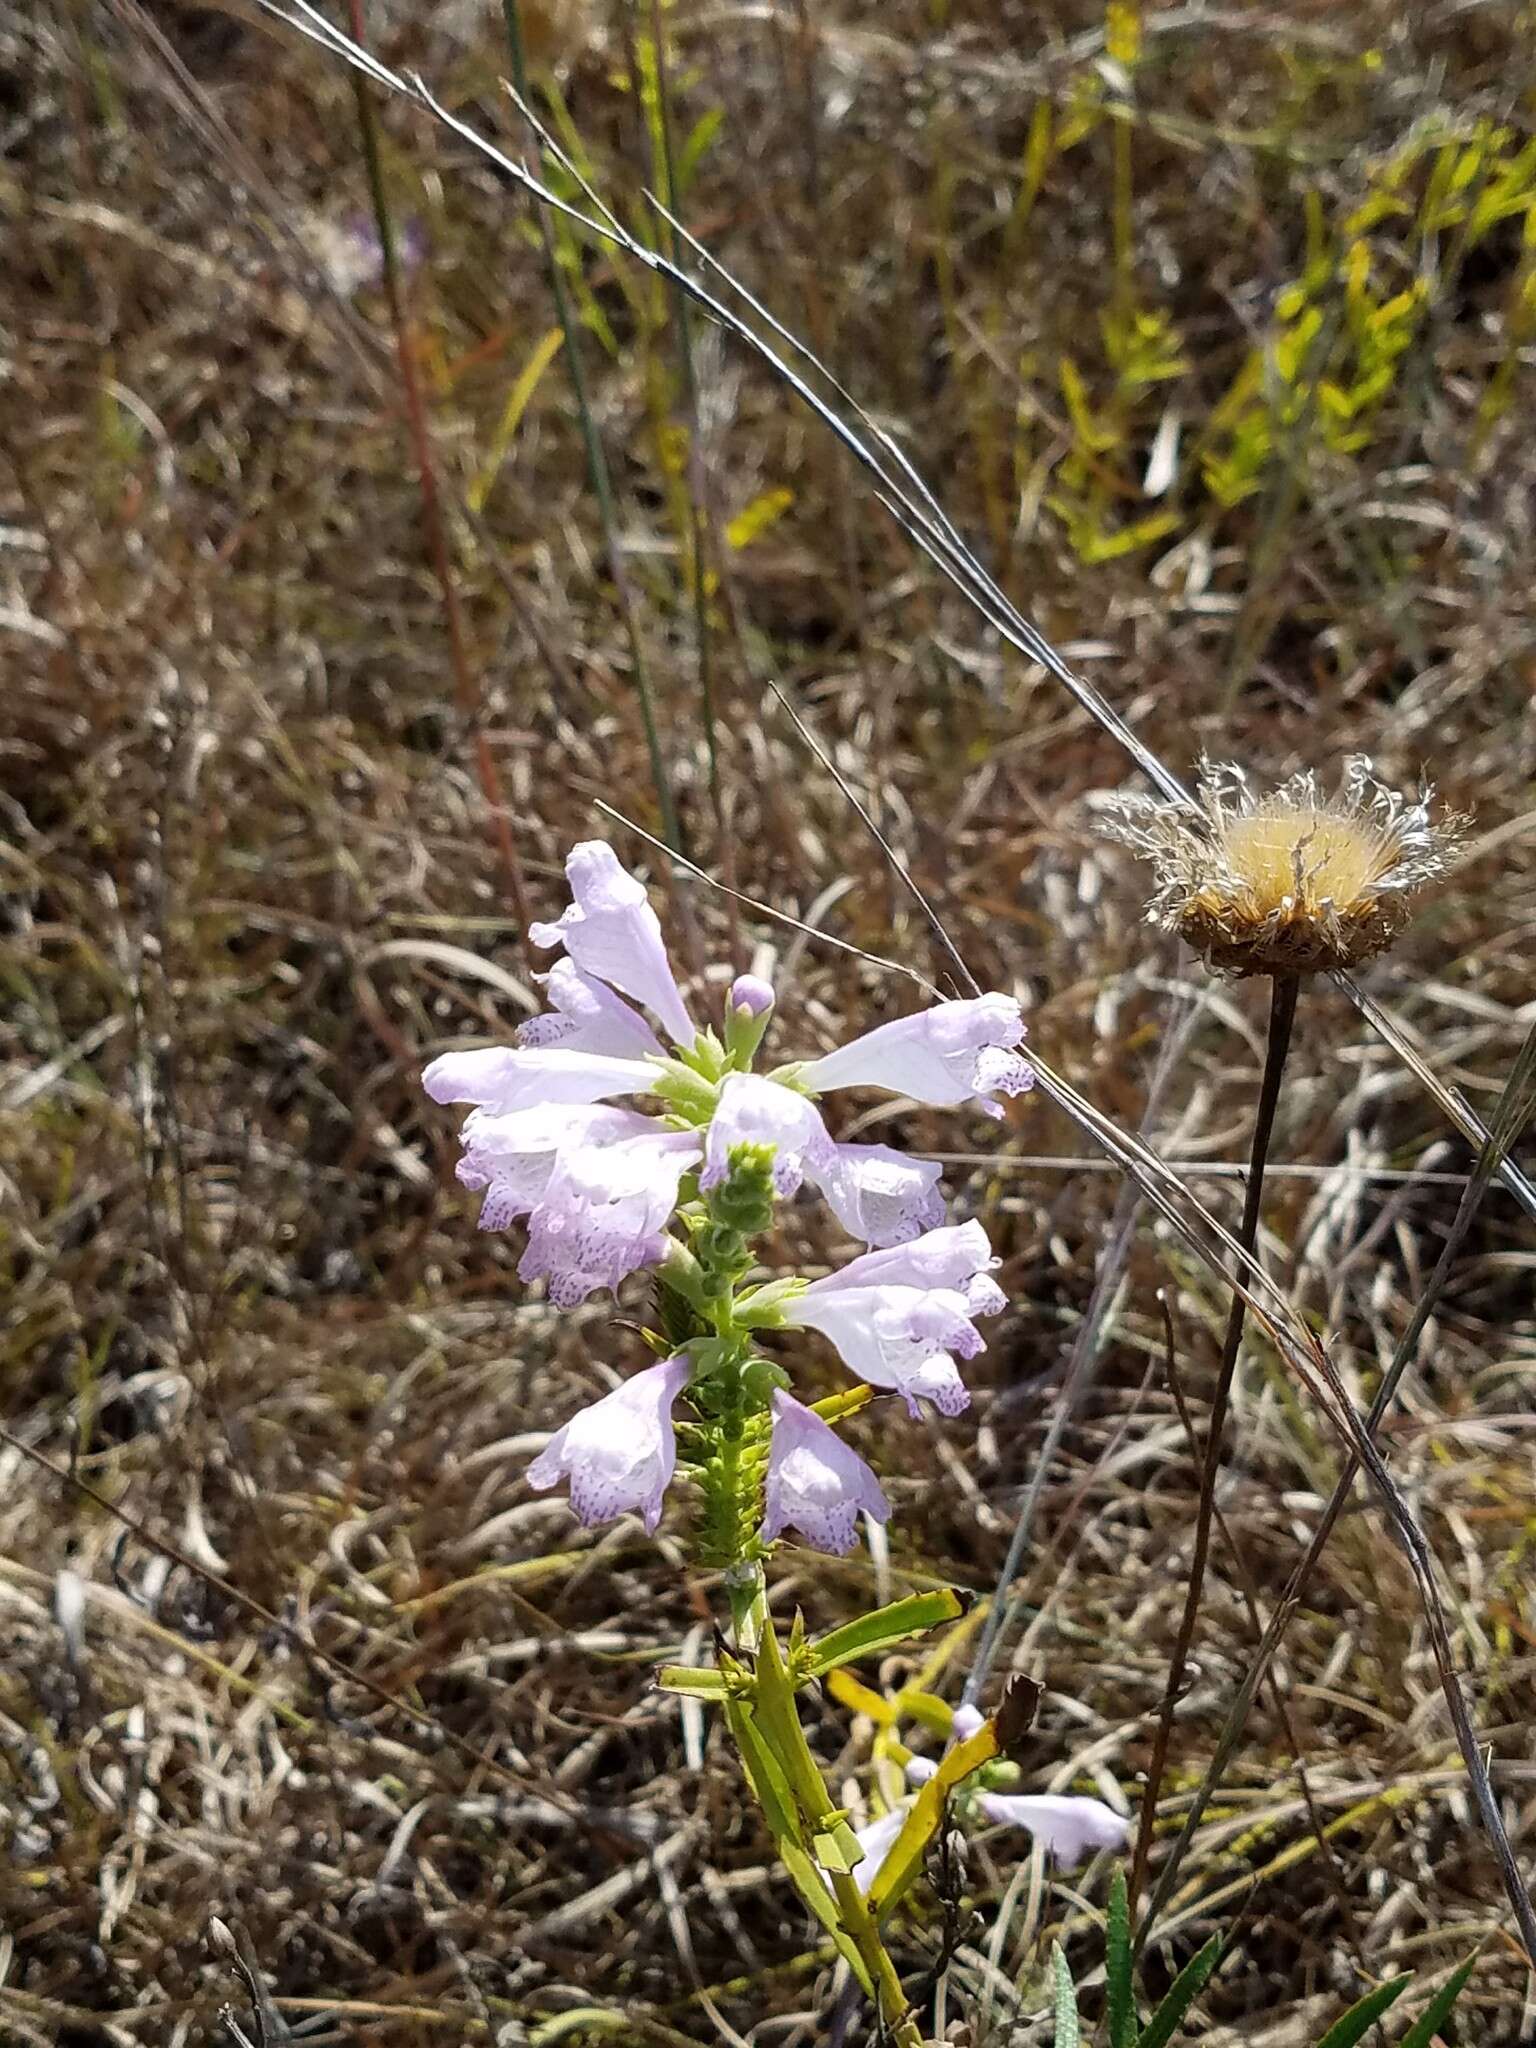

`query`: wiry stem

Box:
[343,0,531,952]
[1129,972,1299,1907]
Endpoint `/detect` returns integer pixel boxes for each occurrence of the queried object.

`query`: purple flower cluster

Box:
[423,841,1034,1553]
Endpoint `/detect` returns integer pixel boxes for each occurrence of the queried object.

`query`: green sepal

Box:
[649,1057,720,1120]
[733,1276,808,1327]
[798,1589,967,1681]
[765,1060,812,1094]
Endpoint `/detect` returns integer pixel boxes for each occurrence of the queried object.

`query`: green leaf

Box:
[777,1839,875,1996]
[1397,1954,1478,2048]
[1311,1976,1411,2048]
[1136,1935,1223,2048]
[868,1718,999,1917]
[1052,1944,1080,2048]
[800,1591,966,1679]
[1106,1869,1135,2048]
[724,1700,802,1847]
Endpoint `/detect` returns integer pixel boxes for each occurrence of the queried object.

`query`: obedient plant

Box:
[424,841,1124,2040]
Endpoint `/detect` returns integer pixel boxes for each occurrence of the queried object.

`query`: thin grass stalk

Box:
[341,0,532,952]
[258,7,1536,1224]
[1157,1297,1366,1963]
[1138,1013,1536,1944]
[637,0,738,952]
[961,989,1202,1708]
[500,0,684,861]
[1128,972,1299,1903]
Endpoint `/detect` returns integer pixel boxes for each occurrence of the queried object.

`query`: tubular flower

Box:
[518,1129,702,1307]
[527,1352,692,1531]
[808,1143,945,1248]
[530,840,696,1045]
[517,958,663,1059]
[701,1074,833,1198]
[906,1756,1127,1866]
[785,1228,1006,1416]
[454,1102,662,1232]
[795,994,1033,1119]
[422,1044,656,1114]
[820,1221,1004,1307]
[1102,756,1464,977]
[762,1391,891,1553]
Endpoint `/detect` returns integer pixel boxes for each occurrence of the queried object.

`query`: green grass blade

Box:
[1397,1955,1478,2048]
[1106,1868,1135,2048]
[1136,1936,1223,2048]
[1311,1974,1411,2048]
[1052,1944,1080,2048]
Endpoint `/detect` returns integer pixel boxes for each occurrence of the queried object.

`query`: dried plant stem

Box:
[1129,970,1299,1905]
[343,0,531,951]
[1140,1015,1536,1946]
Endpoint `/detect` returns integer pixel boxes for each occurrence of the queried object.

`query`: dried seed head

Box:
[1102,757,1464,977]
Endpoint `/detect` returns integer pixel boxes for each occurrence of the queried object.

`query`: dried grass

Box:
[2,2,1535,2042]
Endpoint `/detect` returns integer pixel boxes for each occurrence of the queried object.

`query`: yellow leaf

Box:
[467,326,565,513]
[725,486,794,551]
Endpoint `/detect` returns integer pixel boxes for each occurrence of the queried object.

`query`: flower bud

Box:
[724,973,776,1065]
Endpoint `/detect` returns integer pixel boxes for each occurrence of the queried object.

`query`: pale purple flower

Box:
[519,1129,701,1306]
[422,1044,656,1113]
[729,974,775,1019]
[971,1790,1130,1864]
[848,1803,910,1895]
[784,1224,1006,1416]
[701,1074,833,1197]
[455,1102,662,1231]
[907,1724,1131,1867]
[812,1222,1006,1314]
[762,1391,890,1553]
[786,1281,977,1416]
[807,1143,945,1248]
[530,841,695,1046]
[526,1352,691,1531]
[796,994,1033,1119]
[517,958,663,1059]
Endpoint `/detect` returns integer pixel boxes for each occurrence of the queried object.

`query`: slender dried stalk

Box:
[1139,1013,1536,1943]
[343,0,531,951]
[1128,972,1298,1903]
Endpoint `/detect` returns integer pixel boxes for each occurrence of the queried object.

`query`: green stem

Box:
[751,1628,921,2042]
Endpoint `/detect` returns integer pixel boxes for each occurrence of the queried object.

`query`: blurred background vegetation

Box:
[2,2,1534,2041]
